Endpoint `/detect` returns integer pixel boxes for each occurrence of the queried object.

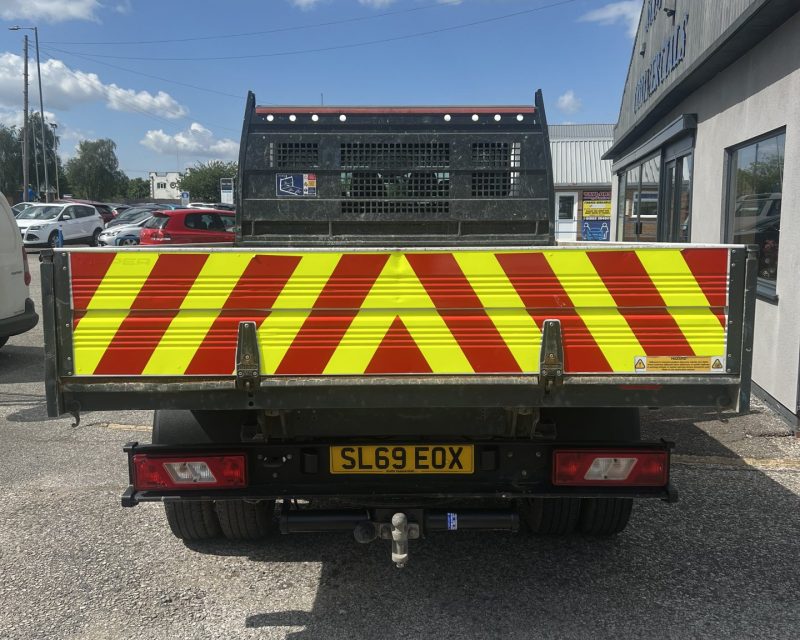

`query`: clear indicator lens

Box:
[583,457,637,481]
[163,461,217,484]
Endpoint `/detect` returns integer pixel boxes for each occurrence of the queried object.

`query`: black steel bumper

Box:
[0,298,39,338]
[121,439,677,507]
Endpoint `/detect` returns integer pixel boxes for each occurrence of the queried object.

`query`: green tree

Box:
[127,177,150,200]
[179,160,237,202]
[0,124,22,197]
[65,139,124,200]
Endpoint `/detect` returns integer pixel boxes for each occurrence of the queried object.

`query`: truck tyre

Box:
[520,497,580,536]
[152,410,226,541]
[579,498,633,537]
[215,500,276,541]
[164,501,222,541]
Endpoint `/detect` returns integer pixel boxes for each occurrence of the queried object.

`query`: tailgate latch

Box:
[235,321,261,392]
[540,319,564,392]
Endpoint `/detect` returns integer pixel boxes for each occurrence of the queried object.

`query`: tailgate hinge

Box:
[539,319,564,393]
[235,321,261,392]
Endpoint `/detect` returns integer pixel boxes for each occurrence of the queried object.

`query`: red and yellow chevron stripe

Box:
[67,247,730,377]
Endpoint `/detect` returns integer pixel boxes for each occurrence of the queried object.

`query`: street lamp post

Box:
[9,25,49,202]
[50,122,60,200]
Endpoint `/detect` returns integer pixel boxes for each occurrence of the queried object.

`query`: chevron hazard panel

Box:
[66,247,730,377]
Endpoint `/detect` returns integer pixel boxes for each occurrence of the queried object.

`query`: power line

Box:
[51,0,580,62]
[44,46,244,102]
[41,2,452,46]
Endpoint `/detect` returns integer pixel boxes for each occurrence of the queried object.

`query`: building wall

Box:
[148,172,182,200]
[611,10,800,416]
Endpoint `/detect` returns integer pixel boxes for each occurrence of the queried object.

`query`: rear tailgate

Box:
[42,244,756,417]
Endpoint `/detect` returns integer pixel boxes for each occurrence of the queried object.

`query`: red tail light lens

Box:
[133,454,247,490]
[21,247,31,286]
[553,450,668,486]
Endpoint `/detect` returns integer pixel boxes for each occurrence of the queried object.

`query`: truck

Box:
[41,91,756,566]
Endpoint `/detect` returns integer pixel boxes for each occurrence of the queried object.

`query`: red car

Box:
[140,209,235,245]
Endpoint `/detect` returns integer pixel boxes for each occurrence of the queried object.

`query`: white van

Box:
[0,193,38,348]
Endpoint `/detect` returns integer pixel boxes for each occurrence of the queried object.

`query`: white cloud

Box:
[289,0,325,9]
[0,0,101,23]
[0,53,187,119]
[580,1,641,38]
[140,123,239,160]
[556,90,581,114]
[0,107,56,128]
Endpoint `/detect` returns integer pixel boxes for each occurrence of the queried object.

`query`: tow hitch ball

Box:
[354,512,421,568]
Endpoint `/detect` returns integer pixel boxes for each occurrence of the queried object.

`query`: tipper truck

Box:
[41,91,756,566]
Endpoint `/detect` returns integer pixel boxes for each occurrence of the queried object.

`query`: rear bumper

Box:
[0,298,39,338]
[121,439,677,507]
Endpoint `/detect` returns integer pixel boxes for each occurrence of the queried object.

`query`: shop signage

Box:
[645,0,663,33]
[634,13,689,113]
[581,191,611,242]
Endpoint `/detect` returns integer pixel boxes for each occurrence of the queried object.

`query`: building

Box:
[550,124,614,242]
[148,171,183,200]
[605,0,799,426]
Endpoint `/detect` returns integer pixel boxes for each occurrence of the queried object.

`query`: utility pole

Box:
[22,35,29,201]
[33,27,50,202]
[9,25,48,201]
[50,122,60,200]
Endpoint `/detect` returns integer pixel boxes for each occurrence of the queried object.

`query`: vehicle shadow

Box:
[184,415,799,639]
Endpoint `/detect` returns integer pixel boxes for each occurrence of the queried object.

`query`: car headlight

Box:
[27,225,42,231]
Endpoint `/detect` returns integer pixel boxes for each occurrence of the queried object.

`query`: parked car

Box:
[11,202,35,217]
[16,202,104,247]
[111,204,132,217]
[98,216,152,246]
[105,206,159,229]
[0,193,38,349]
[59,199,117,224]
[140,209,235,245]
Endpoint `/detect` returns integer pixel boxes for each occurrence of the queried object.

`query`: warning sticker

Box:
[634,356,727,373]
[276,173,317,197]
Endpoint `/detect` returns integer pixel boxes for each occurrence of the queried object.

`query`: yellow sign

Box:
[582,200,611,218]
[634,356,726,373]
[330,444,474,474]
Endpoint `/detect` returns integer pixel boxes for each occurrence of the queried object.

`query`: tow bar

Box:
[279,507,519,567]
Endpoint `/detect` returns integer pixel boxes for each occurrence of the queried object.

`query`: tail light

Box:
[21,247,31,286]
[553,450,668,486]
[132,454,247,490]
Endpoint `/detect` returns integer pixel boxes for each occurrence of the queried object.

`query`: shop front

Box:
[605,0,800,425]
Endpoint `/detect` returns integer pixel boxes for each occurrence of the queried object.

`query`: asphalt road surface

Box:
[1,255,798,639]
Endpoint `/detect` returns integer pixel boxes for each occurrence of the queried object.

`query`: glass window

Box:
[727,130,785,290]
[638,156,660,241]
[677,155,692,242]
[621,165,640,241]
[558,194,575,220]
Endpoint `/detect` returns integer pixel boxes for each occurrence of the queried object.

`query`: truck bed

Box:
[42,243,756,418]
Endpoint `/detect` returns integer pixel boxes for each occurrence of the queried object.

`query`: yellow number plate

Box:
[330,445,474,474]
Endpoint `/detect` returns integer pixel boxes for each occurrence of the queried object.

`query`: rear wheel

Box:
[164,501,222,541]
[215,500,275,541]
[90,228,101,247]
[536,408,641,537]
[520,497,581,535]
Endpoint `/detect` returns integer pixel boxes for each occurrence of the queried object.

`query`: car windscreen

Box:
[144,215,169,229]
[117,208,152,222]
[17,205,63,220]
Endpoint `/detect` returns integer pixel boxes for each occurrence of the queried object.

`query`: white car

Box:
[0,193,38,349]
[16,202,104,247]
[97,216,152,246]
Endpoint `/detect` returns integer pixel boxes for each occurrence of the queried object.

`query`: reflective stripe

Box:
[635,250,727,356]
[453,252,540,372]
[72,253,159,375]
[324,254,472,374]
[544,251,643,372]
[142,253,253,375]
[260,253,342,374]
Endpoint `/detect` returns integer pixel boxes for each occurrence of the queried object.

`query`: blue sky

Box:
[0,0,641,179]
